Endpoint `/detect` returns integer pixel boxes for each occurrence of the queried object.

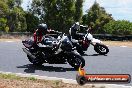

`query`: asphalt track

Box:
[0,41,132,86]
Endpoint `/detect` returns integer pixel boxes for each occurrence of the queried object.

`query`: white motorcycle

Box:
[71,28,109,55]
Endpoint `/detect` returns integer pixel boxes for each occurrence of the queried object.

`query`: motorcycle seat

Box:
[22,39,34,48]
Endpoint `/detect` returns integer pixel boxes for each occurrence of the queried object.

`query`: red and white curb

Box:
[0,71,131,88]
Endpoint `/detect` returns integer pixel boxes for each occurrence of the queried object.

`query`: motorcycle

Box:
[22,34,85,70]
[71,26,109,55]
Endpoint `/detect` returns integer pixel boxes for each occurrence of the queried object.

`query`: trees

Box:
[104,20,132,35]
[83,1,113,33]
[0,0,8,32]
[30,0,76,33]
[74,0,83,22]
[56,0,76,32]
[0,0,132,35]
[25,12,39,32]
[0,0,27,32]
[7,0,27,32]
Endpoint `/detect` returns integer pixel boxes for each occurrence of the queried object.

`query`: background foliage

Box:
[0,0,132,35]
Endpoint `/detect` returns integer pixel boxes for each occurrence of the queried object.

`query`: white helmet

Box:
[74,22,80,30]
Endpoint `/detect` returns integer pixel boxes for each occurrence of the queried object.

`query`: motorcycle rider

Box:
[33,23,47,43]
[33,23,59,43]
[69,22,81,39]
[69,22,85,54]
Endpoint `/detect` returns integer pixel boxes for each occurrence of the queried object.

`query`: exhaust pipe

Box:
[22,48,36,59]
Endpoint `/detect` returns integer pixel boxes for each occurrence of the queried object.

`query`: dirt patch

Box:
[0,35,31,41]
[103,41,132,47]
[0,39,21,42]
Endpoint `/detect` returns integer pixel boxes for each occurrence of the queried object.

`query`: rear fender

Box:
[22,39,34,48]
[92,38,102,44]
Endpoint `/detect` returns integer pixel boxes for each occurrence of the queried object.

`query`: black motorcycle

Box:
[22,34,85,70]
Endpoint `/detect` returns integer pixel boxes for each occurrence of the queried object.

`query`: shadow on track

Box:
[17,64,76,73]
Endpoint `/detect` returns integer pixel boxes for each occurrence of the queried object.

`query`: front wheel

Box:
[67,52,85,70]
[94,43,109,55]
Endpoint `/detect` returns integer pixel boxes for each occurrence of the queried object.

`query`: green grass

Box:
[27,77,37,81]
[0,73,62,84]
[0,73,21,80]
[0,73,38,81]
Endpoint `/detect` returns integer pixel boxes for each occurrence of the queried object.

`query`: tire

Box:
[67,53,85,70]
[76,74,87,85]
[94,43,109,55]
[27,49,43,66]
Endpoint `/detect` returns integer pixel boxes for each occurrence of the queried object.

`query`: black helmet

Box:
[38,23,48,32]
[60,39,73,51]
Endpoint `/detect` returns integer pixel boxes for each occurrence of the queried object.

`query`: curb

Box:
[0,71,131,88]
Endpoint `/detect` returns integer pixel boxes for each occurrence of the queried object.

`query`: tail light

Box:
[82,40,89,49]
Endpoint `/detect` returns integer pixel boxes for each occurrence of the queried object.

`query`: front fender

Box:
[71,50,80,55]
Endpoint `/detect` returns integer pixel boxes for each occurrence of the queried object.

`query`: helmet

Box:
[60,39,73,51]
[74,22,80,30]
[37,23,48,32]
[72,22,80,31]
[69,22,80,36]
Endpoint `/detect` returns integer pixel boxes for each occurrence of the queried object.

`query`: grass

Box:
[0,73,21,80]
[0,73,39,81]
[27,77,37,81]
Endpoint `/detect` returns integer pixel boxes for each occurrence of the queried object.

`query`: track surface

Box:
[0,41,131,86]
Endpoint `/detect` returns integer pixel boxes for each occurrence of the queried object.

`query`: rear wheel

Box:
[94,43,109,55]
[67,53,85,70]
